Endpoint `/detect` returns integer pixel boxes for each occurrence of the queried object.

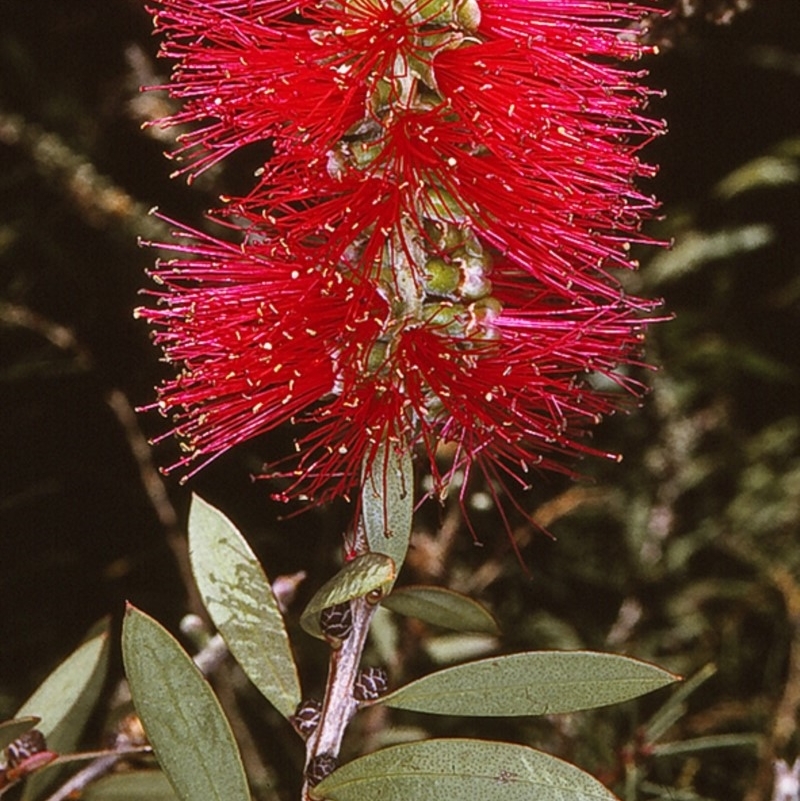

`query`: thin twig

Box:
[39,746,157,801]
[41,754,121,801]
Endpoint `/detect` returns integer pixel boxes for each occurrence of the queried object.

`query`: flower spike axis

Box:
[140,0,666,518]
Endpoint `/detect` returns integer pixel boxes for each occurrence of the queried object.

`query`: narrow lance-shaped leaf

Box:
[644,662,716,744]
[188,493,301,718]
[311,737,621,801]
[121,605,249,801]
[16,623,110,801]
[301,553,395,639]
[382,585,500,635]
[16,625,109,750]
[378,651,679,716]
[652,733,761,757]
[0,717,40,751]
[361,442,413,580]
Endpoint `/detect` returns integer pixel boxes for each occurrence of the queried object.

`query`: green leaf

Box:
[83,771,179,801]
[301,553,396,639]
[652,733,761,757]
[122,605,249,801]
[17,623,110,800]
[16,625,109,749]
[0,717,40,750]
[382,586,500,635]
[188,493,301,718]
[311,738,620,801]
[369,606,400,668]
[644,663,716,743]
[379,651,679,716]
[361,442,413,579]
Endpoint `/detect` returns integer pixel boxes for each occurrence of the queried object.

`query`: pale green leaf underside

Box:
[380,651,679,716]
[311,737,620,801]
[122,605,249,801]
[188,493,301,718]
[16,626,109,747]
[301,552,396,639]
[17,623,111,801]
[361,443,413,578]
[83,771,179,801]
[0,717,40,751]
[382,585,500,635]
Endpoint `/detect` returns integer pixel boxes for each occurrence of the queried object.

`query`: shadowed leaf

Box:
[379,651,679,716]
[382,586,500,635]
[122,605,249,801]
[311,737,621,801]
[17,623,110,800]
[188,493,301,718]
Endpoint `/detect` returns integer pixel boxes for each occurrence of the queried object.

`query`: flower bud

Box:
[423,257,461,297]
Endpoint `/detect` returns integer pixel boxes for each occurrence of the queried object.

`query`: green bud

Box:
[455,0,481,32]
[423,184,470,225]
[397,0,453,25]
[455,238,493,300]
[369,76,394,114]
[458,268,492,301]
[351,139,384,169]
[421,301,469,337]
[366,339,390,373]
[467,296,503,336]
[423,256,461,296]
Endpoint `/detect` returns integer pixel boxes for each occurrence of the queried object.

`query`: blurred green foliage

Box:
[1,2,799,800]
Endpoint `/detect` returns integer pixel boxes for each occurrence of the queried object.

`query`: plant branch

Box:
[40,755,120,801]
[302,594,379,800]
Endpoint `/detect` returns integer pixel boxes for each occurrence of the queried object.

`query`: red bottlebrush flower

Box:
[139,0,665,512]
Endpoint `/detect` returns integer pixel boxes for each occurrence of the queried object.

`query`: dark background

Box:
[1,2,799,800]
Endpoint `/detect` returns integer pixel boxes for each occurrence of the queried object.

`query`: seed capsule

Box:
[305,752,339,787]
[289,698,322,740]
[353,666,389,702]
[5,730,48,769]
[319,601,353,643]
[1,730,58,788]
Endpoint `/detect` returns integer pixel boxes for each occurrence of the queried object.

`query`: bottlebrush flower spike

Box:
[139,0,665,513]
